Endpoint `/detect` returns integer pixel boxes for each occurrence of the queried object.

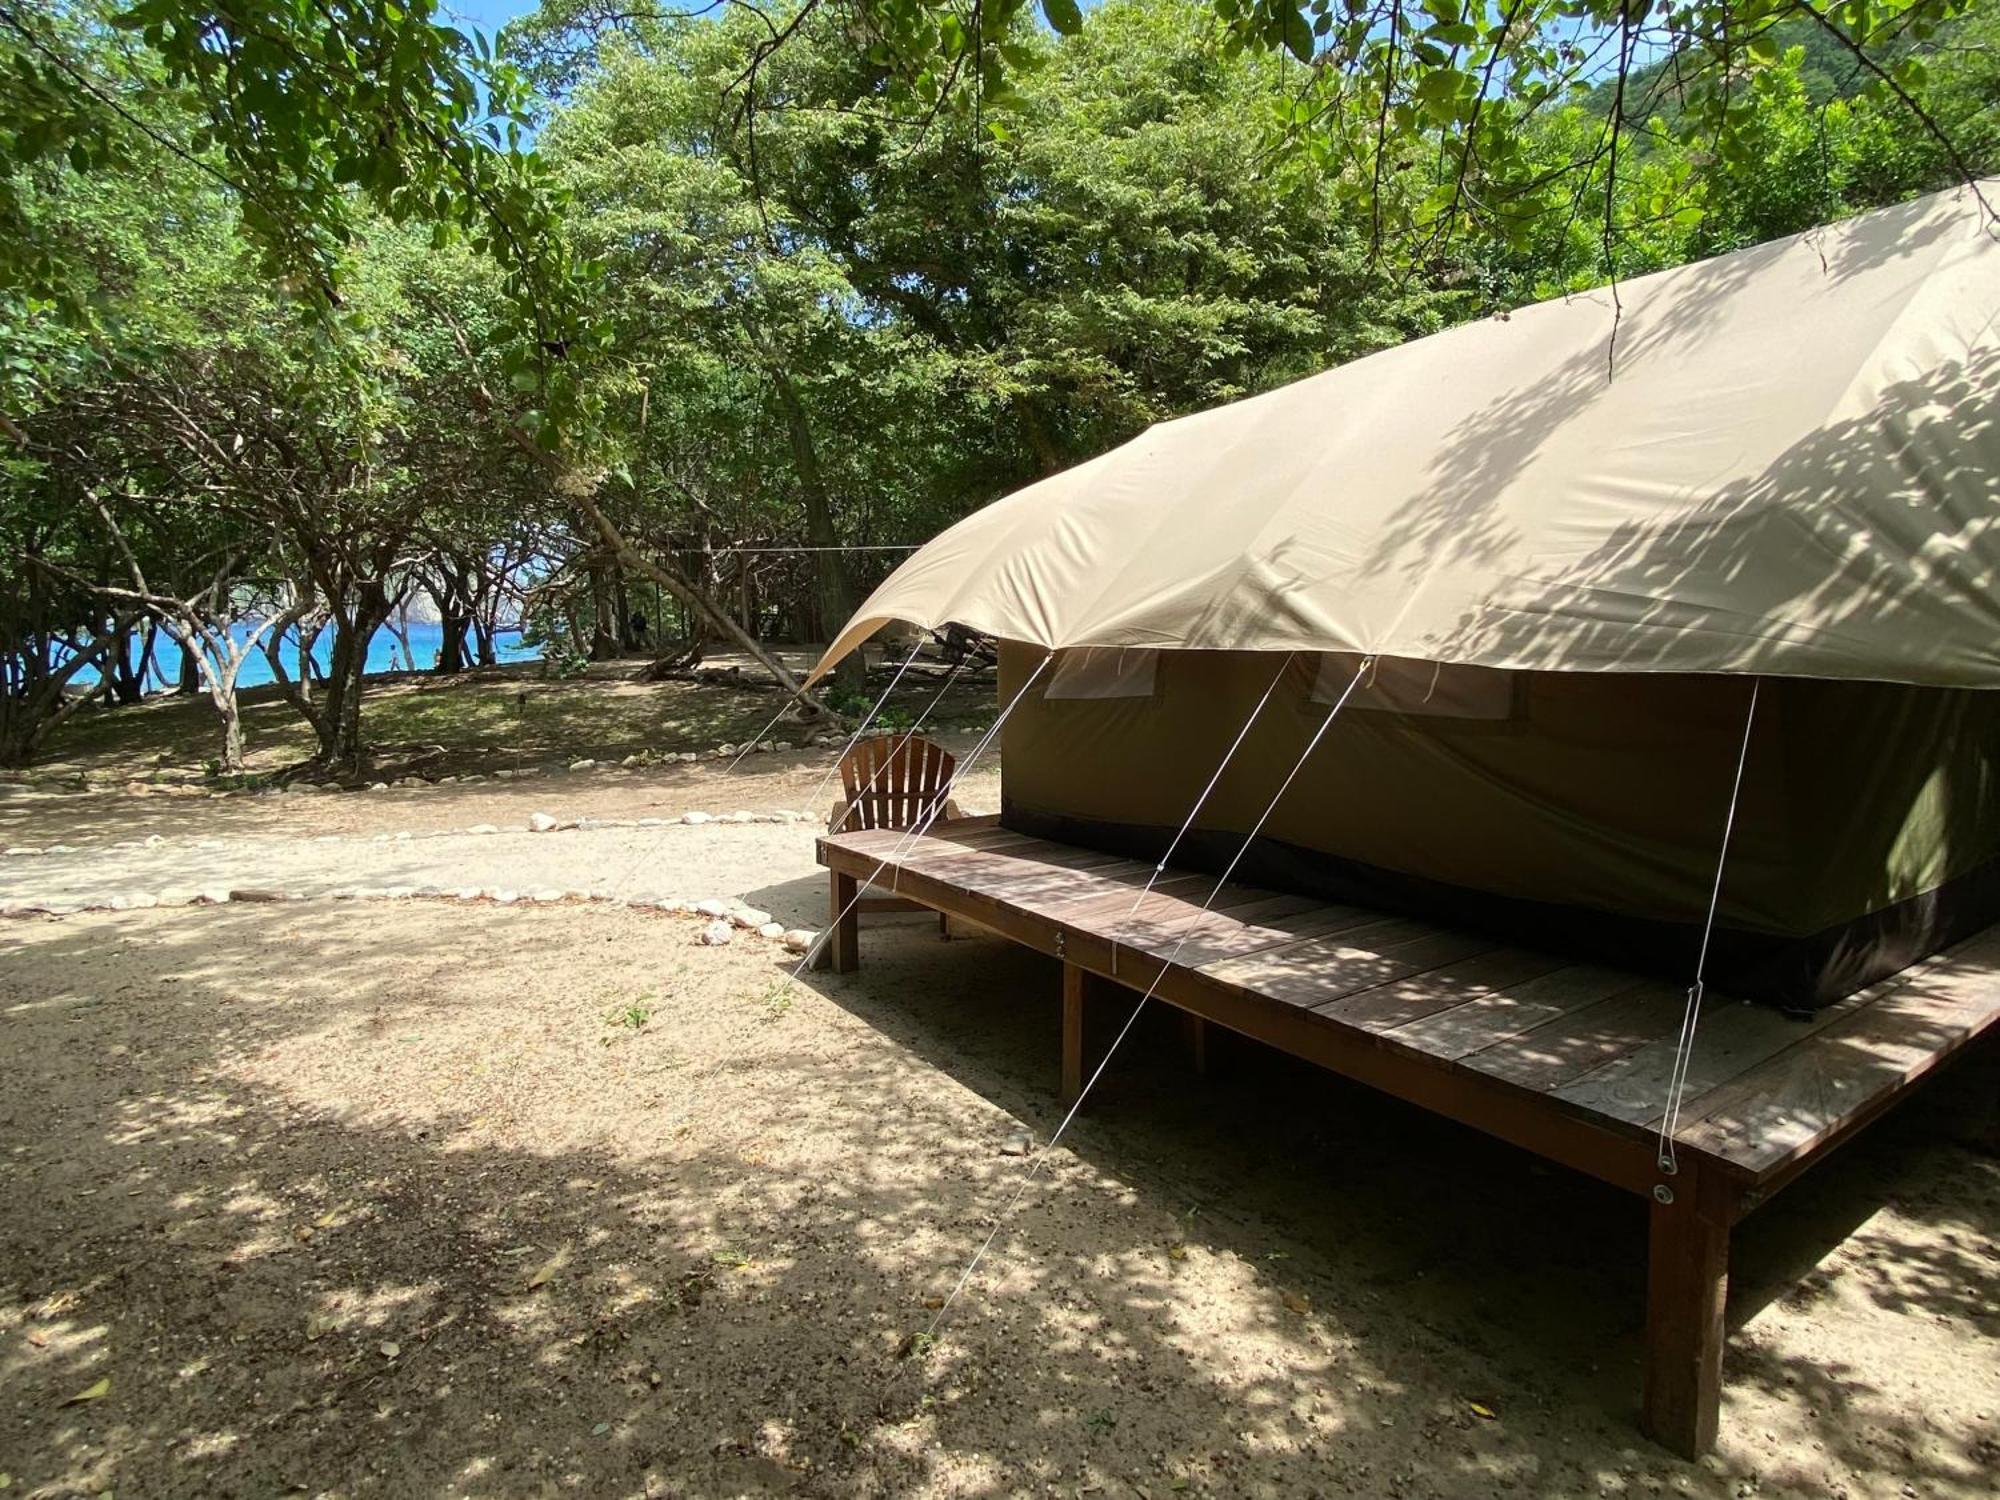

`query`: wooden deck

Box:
[816,816,2000,1458]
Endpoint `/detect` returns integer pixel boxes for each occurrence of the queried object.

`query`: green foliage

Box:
[604,999,654,1031]
[670,0,1994,268]
[6,0,1998,772]
[823,683,872,718]
[523,604,592,679]
[0,0,601,435]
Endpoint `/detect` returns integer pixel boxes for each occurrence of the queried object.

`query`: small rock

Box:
[228,888,288,904]
[620,754,645,768]
[368,782,390,792]
[569,758,596,772]
[725,811,756,824]
[695,899,731,918]
[716,744,736,758]
[696,920,734,947]
[782,929,816,954]
[681,811,711,826]
[528,888,566,903]
[466,823,500,835]
[999,1130,1034,1157]
[751,742,770,754]
[730,907,773,929]
[527,812,563,833]
[757,922,785,940]
[487,888,520,904]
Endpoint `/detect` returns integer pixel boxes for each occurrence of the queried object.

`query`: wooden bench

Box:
[817,815,2000,1457]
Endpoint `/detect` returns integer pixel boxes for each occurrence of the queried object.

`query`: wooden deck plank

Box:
[1671,931,2000,1181]
[1319,948,1575,1033]
[1136,894,1367,970]
[1554,991,1867,1127]
[1389,966,1657,1062]
[1463,982,1692,1092]
[1066,887,1343,969]
[1198,924,1499,1013]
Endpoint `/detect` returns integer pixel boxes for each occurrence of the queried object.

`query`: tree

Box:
[510,0,1997,279]
[0,0,591,399]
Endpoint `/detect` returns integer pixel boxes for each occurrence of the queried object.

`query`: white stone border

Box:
[4,806,826,856]
[0,883,819,954]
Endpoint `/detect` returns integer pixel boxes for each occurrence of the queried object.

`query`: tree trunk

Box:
[0,625,123,767]
[130,621,160,701]
[771,369,863,687]
[215,692,245,772]
[313,589,396,772]
[107,620,147,706]
[437,613,468,673]
[177,642,200,695]
[587,551,619,660]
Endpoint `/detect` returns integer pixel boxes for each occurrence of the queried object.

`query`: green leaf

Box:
[1041,0,1084,36]
[1282,7,1315,61]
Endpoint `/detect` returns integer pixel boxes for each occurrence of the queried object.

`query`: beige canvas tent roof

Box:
[814,182,2000,688]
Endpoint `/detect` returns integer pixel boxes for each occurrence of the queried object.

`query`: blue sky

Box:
[444,0,544,42]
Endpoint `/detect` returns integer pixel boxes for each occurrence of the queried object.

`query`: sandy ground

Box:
[1,770,1997,1499]
[0,749,1005,924]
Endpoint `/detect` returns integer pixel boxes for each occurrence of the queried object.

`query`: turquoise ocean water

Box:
[79,620,540,693]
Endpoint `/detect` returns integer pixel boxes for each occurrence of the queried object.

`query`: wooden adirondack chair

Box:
[830,734,959,931]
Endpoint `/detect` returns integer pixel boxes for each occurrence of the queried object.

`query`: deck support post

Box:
[1062,962,1089,1104]
[827,870,860,974]
[1641,1163,1733,1459]
[1179,1011,1211,1077]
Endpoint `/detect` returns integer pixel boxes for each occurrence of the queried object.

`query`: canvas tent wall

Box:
[997,643,2000,1010]
[810,182,2000,1012]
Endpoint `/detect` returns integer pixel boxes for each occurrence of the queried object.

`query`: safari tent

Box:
[816,180,2000,1013]
[809,182,2000,1457]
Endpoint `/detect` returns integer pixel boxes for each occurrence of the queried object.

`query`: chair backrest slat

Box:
[833,734,958,833]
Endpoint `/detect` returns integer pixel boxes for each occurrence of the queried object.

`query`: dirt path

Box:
[0,746,1004,926]
[0,782,1995,1500]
